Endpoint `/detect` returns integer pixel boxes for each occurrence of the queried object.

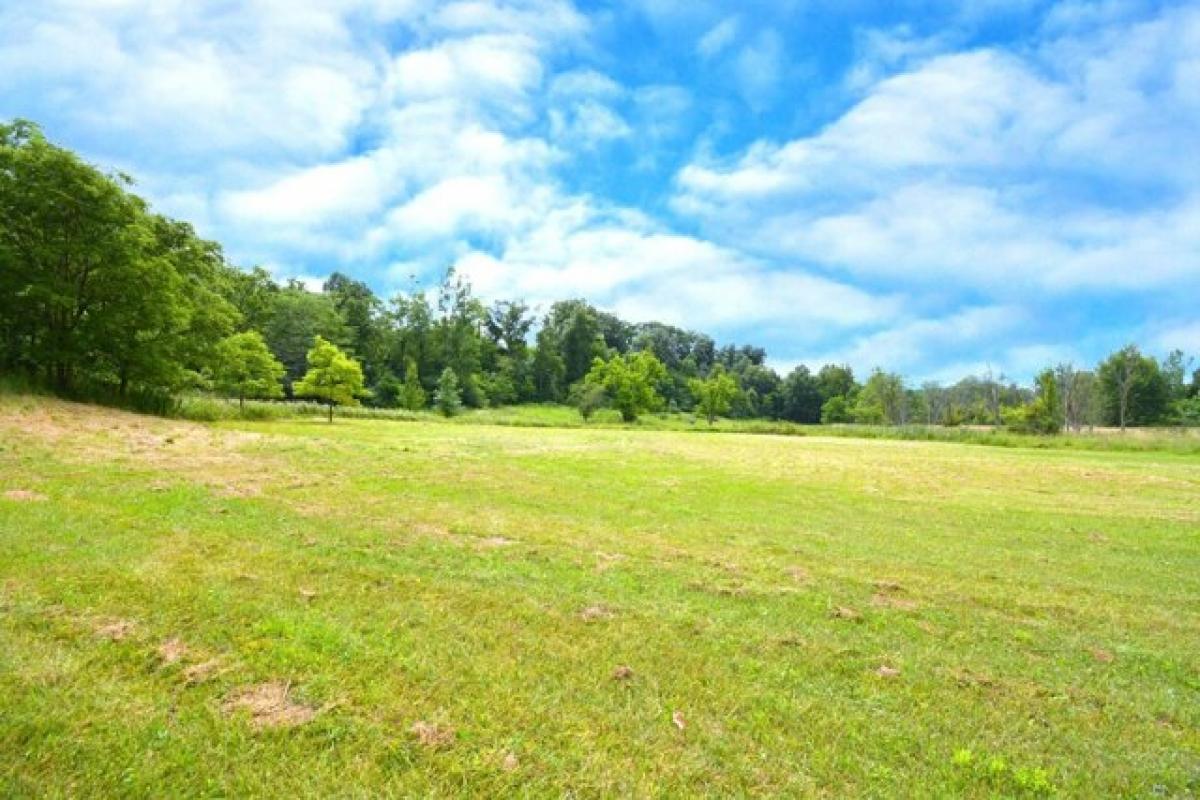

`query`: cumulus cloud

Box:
[2,0,1196,382]
[675,5,1200,294]
[453,199,901,336]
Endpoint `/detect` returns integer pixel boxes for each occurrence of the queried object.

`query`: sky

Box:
[1,0,1198,382]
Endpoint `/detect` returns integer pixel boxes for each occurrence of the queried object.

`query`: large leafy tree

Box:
[855,369,908,425]
[433,269,486,407]
[0,120,235,393]
[1097,345,1168,429]
[543,300,606,387]
[584,350,667,422]
[816,364,857,402]
[688,364,740,424]
[324,272,387,385]
[211,331,285,409]
[779,366,823,423]
[293,336,366,422]
[263,286,350,390]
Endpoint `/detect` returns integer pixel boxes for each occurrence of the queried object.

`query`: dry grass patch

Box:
[156,637,188,665]
[3,489,48,502]
[409,720,455,749]
[182,658,224,686]
[222,682,315,729]
[93,618,136,641]
[580,604,614,622]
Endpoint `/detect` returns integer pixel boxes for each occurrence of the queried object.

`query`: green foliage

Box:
[854,369,908,425]
[1003,369,1063,434]
[434,366,463,417]
[211,331,284,408]
[568,381,608,420]
[584,350,668,422]
[401,359,427,411]
[1097,345,1169,429]
[820,395,852,423]
[1168,396,1200,426]
[293,336,366,421]
[778,366,822,423]
[263,287,351,389]
[0,119,235,394]
[688,364,740,424]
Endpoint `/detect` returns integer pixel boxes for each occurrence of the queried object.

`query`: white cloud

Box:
[453,199,901,334]
[698,15,739,59]
[733,29,785,112]
[810,306,1027,379]
[1152,321,1200,355]
[221,154,395,225]
[674,5,1200,294]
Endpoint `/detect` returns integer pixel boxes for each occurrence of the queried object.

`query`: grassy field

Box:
[1,395,1198,797]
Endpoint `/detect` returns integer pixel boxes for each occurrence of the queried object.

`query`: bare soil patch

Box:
[182,658,224,686]
[580,604,614,622]
[93,619,136,641]
[157,637,189,664]
[410,720,454,748]
[612,665,635,681]
[222,682,315,729]
[3,489,47,502]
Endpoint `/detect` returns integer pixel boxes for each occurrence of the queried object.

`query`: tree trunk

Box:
[239,393,245,411]
[328,401,334,423]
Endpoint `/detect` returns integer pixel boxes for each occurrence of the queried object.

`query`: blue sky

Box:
[2,0,1197,382]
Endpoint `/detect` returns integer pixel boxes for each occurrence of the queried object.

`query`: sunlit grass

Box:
[1,396,1197,796]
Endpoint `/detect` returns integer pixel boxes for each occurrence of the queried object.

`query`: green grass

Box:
[174,394,1200,455]
[1,395,1198,797]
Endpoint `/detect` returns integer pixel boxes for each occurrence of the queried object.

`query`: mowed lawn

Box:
[1,397,1197,797]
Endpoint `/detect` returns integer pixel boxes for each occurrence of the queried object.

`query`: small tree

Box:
[569,381,607,421]
[1003,369,1063,434]
[434,367,463,417]
[401,358,427,411]
[688,365,740,424]
[293,336,366,422]
[583,351,667,422]
[211,331,285,410]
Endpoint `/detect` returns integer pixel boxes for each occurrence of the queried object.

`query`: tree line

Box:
[3,120,1198,430]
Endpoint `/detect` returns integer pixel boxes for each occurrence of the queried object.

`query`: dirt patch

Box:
[410,720,454,748]
[871,593,919,611]
[3,489,47,502]
[94,619,136,641]
[478,536,516,548]
[1090,647,1115,663]
[594,552,625,572]
[501,752,520,771]
[223,682,315,729]
[875,665,901,678]
[580,605,614,622]
[612,665,635,681]
[182,658,223,685]
[784,566,810,583]
[157,637,188,664]
[831,606,861,621]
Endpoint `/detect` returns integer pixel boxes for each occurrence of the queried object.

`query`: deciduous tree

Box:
[293,336,366,422]
[212,331,284,409]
